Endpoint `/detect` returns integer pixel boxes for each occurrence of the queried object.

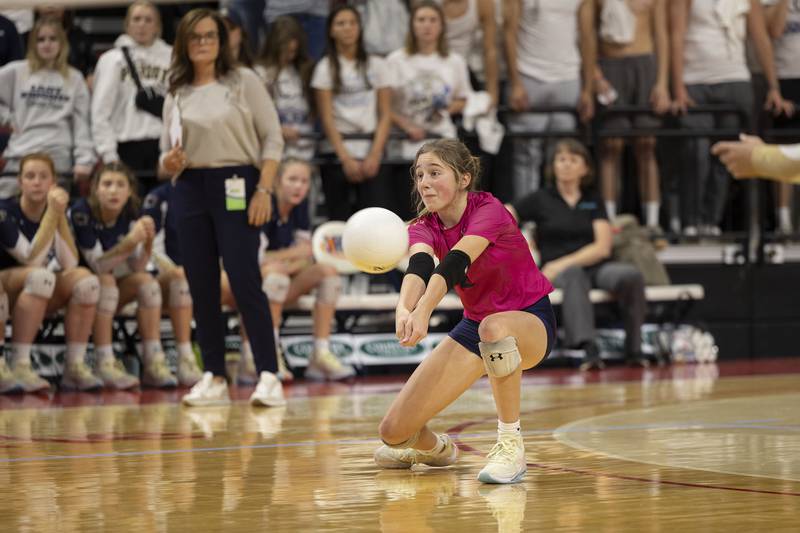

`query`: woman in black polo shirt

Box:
[508,139,649,370]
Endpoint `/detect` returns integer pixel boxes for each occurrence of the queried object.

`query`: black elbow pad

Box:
[432,249,473,291]
[405,252,435,285]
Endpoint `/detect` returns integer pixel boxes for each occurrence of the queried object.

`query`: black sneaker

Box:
[578,342,605,371]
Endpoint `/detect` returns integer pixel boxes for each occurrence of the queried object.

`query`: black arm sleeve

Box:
[431,249,472,291]
[405,251,435,285]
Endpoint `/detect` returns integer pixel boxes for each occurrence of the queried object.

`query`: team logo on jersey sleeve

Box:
[72,211,90,226]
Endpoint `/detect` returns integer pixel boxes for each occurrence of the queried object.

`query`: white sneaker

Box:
[305,349,355,381]
[182,372,231,407]
[142,353,178,388]
[477,434,527,484]
[96,358,140,390]
[249,371,286,407]
[177,354,203,387]
[0,358,22,394]
[11,360,51,393]
[60,360,103,391]
[374,434,459,469]
[237,349,258,386]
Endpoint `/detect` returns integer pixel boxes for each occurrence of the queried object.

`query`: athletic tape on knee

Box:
[0,293,8,324]
[262,272,290,303]
[382,429,420,449]
[316,275,341,305]
[478,336,522,378]
[23,268,56,299]
[97,285,119,315]
[168,278,192,308]
[137,279,162,309]
[70,275,100,306]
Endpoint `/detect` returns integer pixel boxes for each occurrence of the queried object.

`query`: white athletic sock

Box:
[605,201,617,220]
[66,343,88,366]
[314,338,330,356]
[498,419,521,438]
[778,206,792,231]
[645,202,660,228]
[177,342,194,361]
[95,344,115,364]
[10,343,32,366]
[143,340,163,364]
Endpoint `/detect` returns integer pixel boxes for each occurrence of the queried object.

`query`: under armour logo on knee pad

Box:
[479,336,521,378]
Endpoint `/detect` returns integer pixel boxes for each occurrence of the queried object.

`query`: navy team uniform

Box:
[69,199,142,277]
[261,195,311,256]
[142,182,182,266]
[0,198,67,270]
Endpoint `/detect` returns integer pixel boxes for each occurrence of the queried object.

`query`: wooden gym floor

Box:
[0,358,798,531]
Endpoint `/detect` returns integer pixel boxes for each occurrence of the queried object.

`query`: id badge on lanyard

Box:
[225,174,246,211]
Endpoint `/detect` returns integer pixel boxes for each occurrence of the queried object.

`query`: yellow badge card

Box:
[225,175,246,211]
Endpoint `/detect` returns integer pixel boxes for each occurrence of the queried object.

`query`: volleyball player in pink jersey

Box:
[374,139,556,484]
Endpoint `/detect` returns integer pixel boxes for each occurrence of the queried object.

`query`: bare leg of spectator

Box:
[634,136,661,230]
[600,138,624,220]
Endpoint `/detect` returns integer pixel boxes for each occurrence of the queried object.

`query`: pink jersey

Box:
[409,191,553,321]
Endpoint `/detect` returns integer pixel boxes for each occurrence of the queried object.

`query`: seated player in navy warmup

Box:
[70,162,177,389]
[257,158,353,381]
[142,182,204,387]
[0,153,101,393]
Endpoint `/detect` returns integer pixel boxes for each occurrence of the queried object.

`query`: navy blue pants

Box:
[172,165,277,376]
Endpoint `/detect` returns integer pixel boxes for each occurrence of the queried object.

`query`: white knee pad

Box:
[0,293,8,324]
[23,268,56,299]
[382,429,420,449]
[168,278,192,308]
[316,275,341,305]
[262,272,290,304]
[137,279,162,309]
[70,275,100,306]
[478,336,522,378]
[97,285,119,315]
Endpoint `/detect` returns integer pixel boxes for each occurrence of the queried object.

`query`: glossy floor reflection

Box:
[0,359,798,531]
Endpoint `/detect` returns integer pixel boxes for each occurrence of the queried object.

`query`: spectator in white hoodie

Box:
[91,1,171,183]
[0,17,94,199]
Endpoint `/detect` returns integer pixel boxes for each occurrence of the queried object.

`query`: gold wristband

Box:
[752,145,800,181]
[256,185,272,195]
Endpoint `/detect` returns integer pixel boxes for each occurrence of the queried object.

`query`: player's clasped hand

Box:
[398,307,430,348]
[47,186,69,214]
[140,215,157,240]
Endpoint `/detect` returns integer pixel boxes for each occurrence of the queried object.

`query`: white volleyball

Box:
[342,208,409,274]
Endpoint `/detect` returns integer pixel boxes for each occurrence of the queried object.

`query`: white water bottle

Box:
[597,86,618,106]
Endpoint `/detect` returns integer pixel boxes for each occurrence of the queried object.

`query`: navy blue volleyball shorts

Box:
[448,295,557,359]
